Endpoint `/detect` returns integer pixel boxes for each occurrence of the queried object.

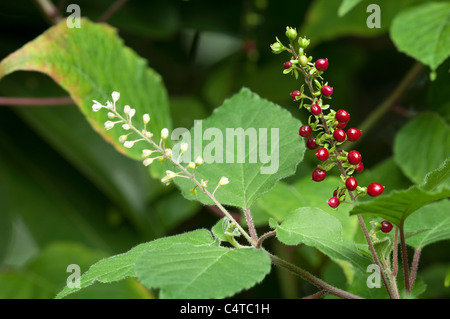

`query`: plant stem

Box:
[393,227,399,277]
[97,0,130,22]
[112,109,257,247]
[296,56,397,299]
[244,208,258,244]
[409,248,422,291]
[303,290,325,299]
[256,230,276,249]
[33,0,62,24]
[269,253,363,299]
[399,225,411,293]
[0,96,73,106]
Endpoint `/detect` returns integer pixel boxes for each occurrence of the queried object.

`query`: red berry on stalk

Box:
[311,104,322,115]
[337,122,348,129]
[290,90,301,101]
[316,147,329,161]
[355,162,364,173]
[306,137,319,150]
[328,196,340,208]
[321,85,333,97]
[347,128,361,142]
[333,128,346,142]
[298,125,312,137]
[312,168,327,182]
[315,58,328,71]
[345,177,358,191]
[381,221,394,233]
[367,182,385,197]
[284,61,292,69]
[347,150,362,165]
[336,109,350,123]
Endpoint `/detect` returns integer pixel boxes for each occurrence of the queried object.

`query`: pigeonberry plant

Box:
[0,3,448,300]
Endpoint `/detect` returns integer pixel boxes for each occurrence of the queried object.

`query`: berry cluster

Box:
[272,27,385,209]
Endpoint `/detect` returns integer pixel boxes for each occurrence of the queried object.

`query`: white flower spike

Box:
[112,91,120,103]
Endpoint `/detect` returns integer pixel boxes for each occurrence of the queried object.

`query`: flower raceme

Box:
[271,30,386,208]
[91,91,230,198]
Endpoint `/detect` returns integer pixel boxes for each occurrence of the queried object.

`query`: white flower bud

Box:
[200,179,208,188]
[161,128,169,140]
[142,149,153,158]
[144,131,153,138]
[143,114,150,124]
[92,100,103,112]
[195,156,204,166]
[180,142,188,153]
[107,112,116,119]
[143,158,154,166]
[122,123,130,130]
[166,170,177,179]
[104,121,115,130]
[124,105,131,115]
[112,91,120,103]
[187,162,196,169]
[106,101,114,110]
[129,108,136,118]
[218,176,229,186]
[123,141,134,148]
[164,148,173,158]
[119,135,128,143]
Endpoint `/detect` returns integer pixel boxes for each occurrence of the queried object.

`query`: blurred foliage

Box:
[0,0,448,299]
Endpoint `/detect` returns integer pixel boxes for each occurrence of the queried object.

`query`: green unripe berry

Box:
[299,55,308,67]
[285,26,297,41]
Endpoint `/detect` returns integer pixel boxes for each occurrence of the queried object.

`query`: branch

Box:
[97,0,130,22]
[244,208,258,244]
[0,96,73,106]
[399,225,411,293]
[33,0,62,24]
[269,253,363,299]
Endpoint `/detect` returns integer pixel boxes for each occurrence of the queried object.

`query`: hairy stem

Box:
[393,227,399,277]
[409,248,422,291]
[256,230,276,249]
[399,225,411,293]
[295,54,397,299]
[269,253,363,299]
[244,208,258,244]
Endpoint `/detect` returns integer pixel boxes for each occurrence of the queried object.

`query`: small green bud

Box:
[298,37,310,49]
[299,55,308,67]
[285,26,297,41]
[270,38,286,54]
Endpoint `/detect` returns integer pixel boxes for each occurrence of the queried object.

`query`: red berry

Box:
[355,162,364,173]
[306,137,319,150]
[347,128,361,142]
[347,150,362,165]
[337,122,348,129]
[316,147,329,161]
[367,182,385,197]
[315,58,328,71]
[284,61,292,69]
[345,177,358,191]
[336,109,350,123]
[333,128,346,143]
[312,168,327,182]
[328,197,340,208]
[298,125,312,137]
[311,104,322,115]
[321,85,333,97]
[290,90,301,101]
[381,220,394,233]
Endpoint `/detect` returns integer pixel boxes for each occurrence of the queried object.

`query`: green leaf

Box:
[390,2,450,72]
[256,176,358,241]
[0,18,171,162]
[405,199,450,249]
[350,160,450,226]
[0,242,150,299]
[276,208,371,278]
[135,244,271,299]
[55,229,213,299]
[173,88,305,209]
[338,0,364,17]
[394,113,450,185]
